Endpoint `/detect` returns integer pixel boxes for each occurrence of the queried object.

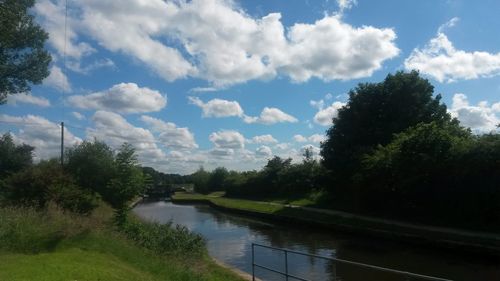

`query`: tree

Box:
[0,0,52,103]
[0,133,34,179]
[104,143,146,224]
[65,140,115,195]
[321,71,453,186]
[2,159,97,214]
[207,167,229,192]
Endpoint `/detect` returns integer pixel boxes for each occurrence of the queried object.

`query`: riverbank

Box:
[171,192,500,256]
[0,204,246,281]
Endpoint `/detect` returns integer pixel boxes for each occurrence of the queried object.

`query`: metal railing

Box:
[251,243,454,281]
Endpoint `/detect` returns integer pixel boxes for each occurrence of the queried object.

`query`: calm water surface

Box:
[133,201,499,281]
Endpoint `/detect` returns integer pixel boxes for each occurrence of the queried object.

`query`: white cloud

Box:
[43,65,71,92]
[71,112,85,120]
[8,94,50,107]
[188,97,244,118]
[313,101,345,126]
[449,93,499,133]
[283,15,399,82]
[34,0,95,60]
[293,134,308,143]
[308,134,326,143]
[251,134,278,144]
[209,148,235,159]
[274,143,290,150]
[66,58,115,74]
[0,114,81,161]
[209,130,245,149]
[244,107,298,125]
[255,145,273,157]
[88,111,165,160]
[34,0,399,86]
[68,83,166,114]
[140,115,198,150]
[405,32,500,82]
[337,0,357,12]
[437,17,459,34]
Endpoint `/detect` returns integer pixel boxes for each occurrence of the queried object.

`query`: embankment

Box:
[171,193,500,256]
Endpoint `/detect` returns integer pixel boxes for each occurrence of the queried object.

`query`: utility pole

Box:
[60,121,64,166]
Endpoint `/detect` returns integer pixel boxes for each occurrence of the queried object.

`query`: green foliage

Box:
[358,122,500,231]
[120,218,205,256]
[191,166,211,194]
[1,159,97,214]
[65,141,148,222]
[0,133,33,178]
[106,143,147,224]
[0,0,51,103]
[65,140,115,195]
[321,71,453,187]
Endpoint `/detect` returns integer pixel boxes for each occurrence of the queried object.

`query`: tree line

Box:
[189,71,499,232]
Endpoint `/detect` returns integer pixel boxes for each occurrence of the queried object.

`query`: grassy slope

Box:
[0,205,245,281]
[171,192,500,252]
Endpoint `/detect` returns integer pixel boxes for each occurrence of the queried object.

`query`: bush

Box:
[120,218,205,256]
[1,159,97,214]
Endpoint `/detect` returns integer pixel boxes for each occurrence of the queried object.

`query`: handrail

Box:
[251,243,454,281]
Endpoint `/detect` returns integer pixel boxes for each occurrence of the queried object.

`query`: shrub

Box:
[120,218,205,256]
[1,159,97,214]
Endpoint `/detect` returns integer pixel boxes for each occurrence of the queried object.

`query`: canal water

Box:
[133,201,499,281]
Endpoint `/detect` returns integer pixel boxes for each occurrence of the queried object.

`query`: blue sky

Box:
[1,0,499,174]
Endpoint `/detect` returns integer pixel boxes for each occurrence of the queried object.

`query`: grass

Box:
[0,204,246,281]
[171,192,500,252]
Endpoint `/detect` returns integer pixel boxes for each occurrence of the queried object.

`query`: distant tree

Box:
[321,71,453,186]
[207,167,229,192]
[0,133,34,179]
[191,166,210,194]
[0,0,52,104]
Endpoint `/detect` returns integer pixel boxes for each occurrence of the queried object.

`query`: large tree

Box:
[0,0,51,104]
[320,71,454,185]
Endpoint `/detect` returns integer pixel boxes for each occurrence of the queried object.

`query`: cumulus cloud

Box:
[0,114,81,160]
[449,93,499,133]
[293,134,308,143]
[43,65,71,92]
[293,133,326,143]
[209,130,245,149]
[34,0,399,86]
[68,83,166,114]
[88,111,165,160]
[188,97,244,118]
[72,112,85,120]
[337,0,357,12]
[255,145,273,157]
[8,94,50,107]
[251,134,278,144]
[244,107,298,125]
[313,101,345,126]
[140,115,198,150]
[308,134,326,143]
[405,31,500,82]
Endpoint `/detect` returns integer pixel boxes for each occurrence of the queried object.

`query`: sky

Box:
[1,0,499,174]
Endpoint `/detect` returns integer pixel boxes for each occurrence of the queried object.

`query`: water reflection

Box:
[133,201,499,281]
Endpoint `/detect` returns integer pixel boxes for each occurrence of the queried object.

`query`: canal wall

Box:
[171,197,500,256]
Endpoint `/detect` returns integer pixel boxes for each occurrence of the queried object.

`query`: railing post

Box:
[252,243,255,281]
[285,249,289,281]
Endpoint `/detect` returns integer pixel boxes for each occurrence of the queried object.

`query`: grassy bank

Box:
[0,205,245,281]
[172,192,500,255]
